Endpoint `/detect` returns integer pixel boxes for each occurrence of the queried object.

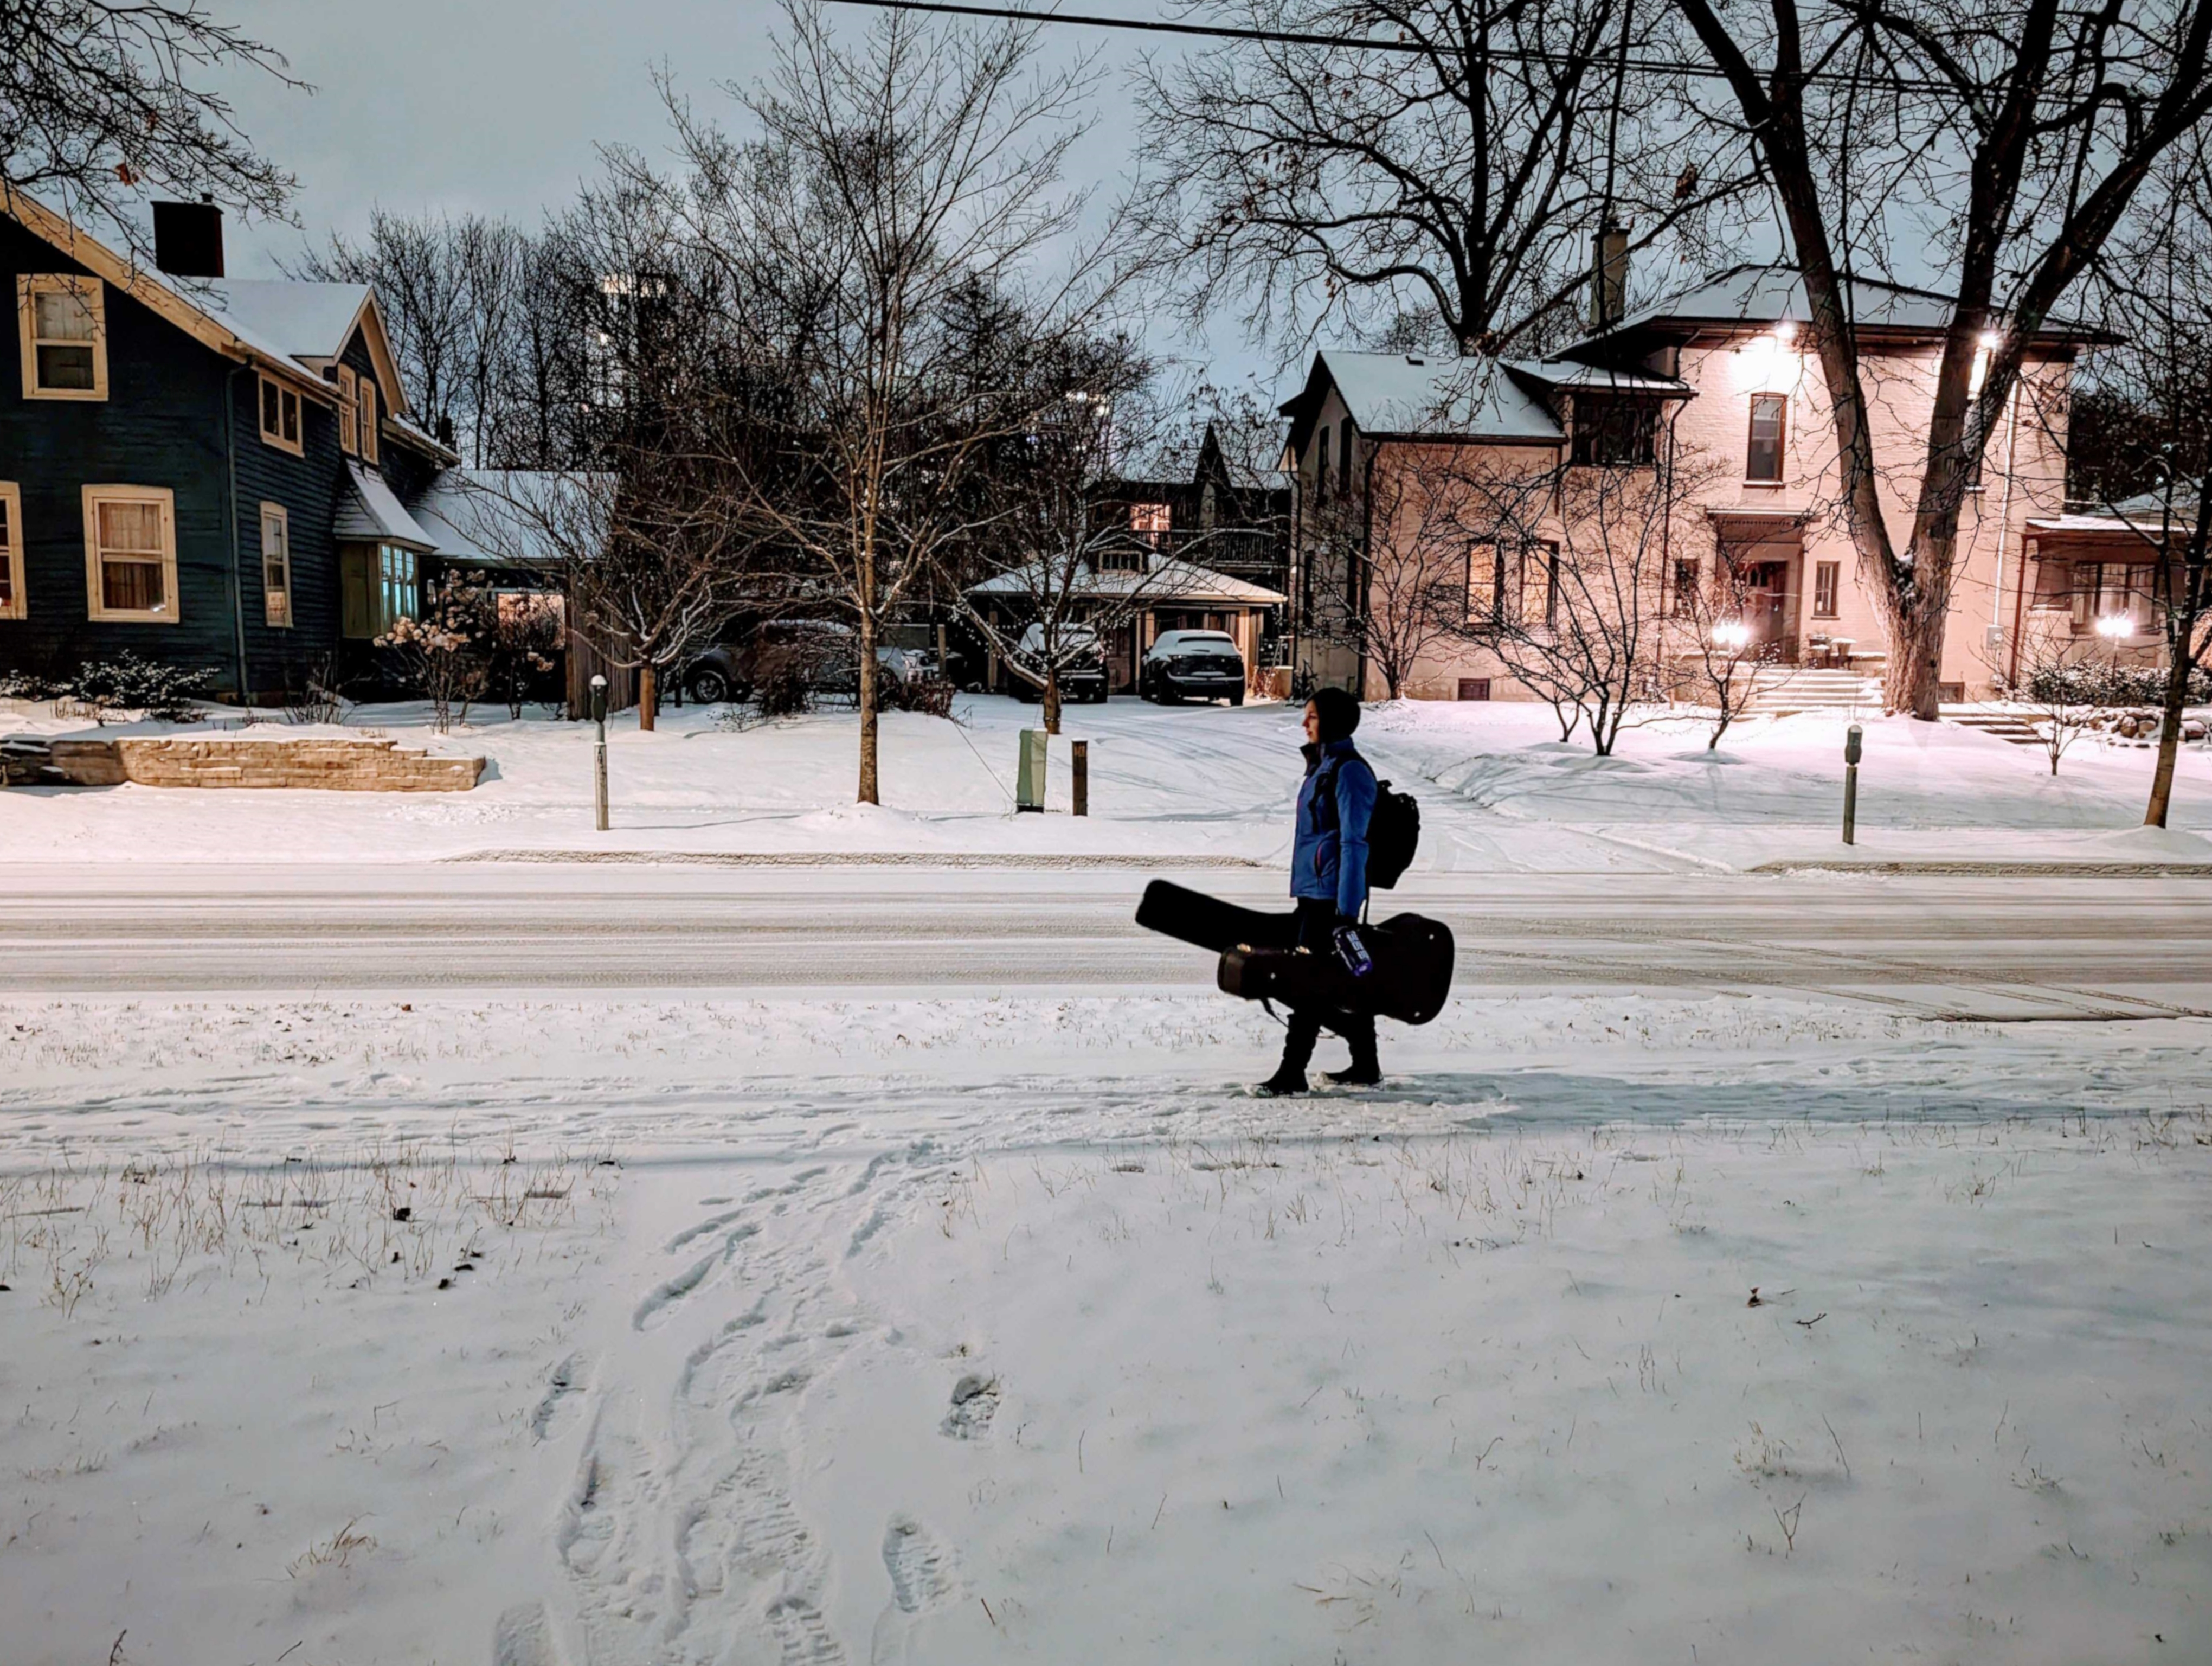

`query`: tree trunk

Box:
[1881,595,1948,721]
[638,664,657,733]
[2145,643,2194,827]
[857,610,880,805]
[1043,669,1062,736]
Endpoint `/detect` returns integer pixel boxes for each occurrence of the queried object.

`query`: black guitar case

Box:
[1135,879,1455,1027]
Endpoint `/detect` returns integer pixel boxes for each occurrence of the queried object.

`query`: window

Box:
[82,486,178,622]
[259,374,303,455]
[1316,425,1330,504]
[337,366,359,454]
[2072,561,2157,635]
[340,543,418,638]
[1812,560,1841,619]
[0,482,22,619]
[1746,393,1787,482]
[357,376,380,465]
[1520,542,1559,629]
[260,504,292,627]
[1456,677,1491,701]
[1571,398,1658,466]
[1670,556,1702,618]
[1468,542,1506,626]
[1339,423,1354,489]
[1130,502,1172,548]
[18,274,106,399]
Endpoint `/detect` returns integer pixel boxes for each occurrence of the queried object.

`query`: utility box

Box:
[1015,728,1047,812]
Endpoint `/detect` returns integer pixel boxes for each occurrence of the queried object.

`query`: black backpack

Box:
[1365,780,1420,889]
[1319,755,1420,890]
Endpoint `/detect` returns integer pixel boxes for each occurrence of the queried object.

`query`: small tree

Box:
[1671,537,1780,750]
[377,571,492,734]
[2002,631,2107,776]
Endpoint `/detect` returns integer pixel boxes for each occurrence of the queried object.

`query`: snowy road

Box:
[7,861,2212,1020]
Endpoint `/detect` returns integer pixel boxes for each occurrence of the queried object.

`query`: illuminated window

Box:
[1130,503,1172,547]
[261,504,292,627]
[82,486,178,622]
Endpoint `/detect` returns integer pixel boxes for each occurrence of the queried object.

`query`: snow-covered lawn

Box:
[4,692,2210,870]
[5,993,2211,1664]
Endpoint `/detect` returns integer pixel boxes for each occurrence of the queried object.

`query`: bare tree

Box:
[1997,627,2108,775]
[1136,0,1758,354]
[0,0,301,245]
[1668,516,1782,748]
[1672,0,2212,719]
[653,0,1142,804]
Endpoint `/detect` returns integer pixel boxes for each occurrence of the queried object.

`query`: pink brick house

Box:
[1281,265,2111,703]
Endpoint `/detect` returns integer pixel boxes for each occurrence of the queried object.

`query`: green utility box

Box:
[1015,728,1048,812]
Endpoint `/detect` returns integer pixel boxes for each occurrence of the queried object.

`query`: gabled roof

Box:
[1279,351,1564,453]
[1557,262,2115,360]
[2,187,337,404]
[2,187,415,413]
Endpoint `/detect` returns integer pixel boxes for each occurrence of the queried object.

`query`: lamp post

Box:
[590,674,609,832]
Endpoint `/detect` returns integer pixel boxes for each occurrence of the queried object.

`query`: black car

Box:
[1140,630,1246,706]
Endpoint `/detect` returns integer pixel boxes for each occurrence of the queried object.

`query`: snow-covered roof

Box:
[1281,351,1565,451]
[1560,262,2114,357]
[201,279,371,364]
[1506,358,1692,396]
[410,470,613,567]
[336,461,435,550]
[968,557,1285,607]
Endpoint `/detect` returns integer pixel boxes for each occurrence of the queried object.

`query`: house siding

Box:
[0,216,348,698]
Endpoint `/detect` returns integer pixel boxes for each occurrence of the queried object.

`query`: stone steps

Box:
[1940,707,2049,747]
[1741,671,1884,714]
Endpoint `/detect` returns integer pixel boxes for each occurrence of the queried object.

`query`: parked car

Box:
[1007,624,1109,704]
[683,620,858,704]
[1141,630,1246,706]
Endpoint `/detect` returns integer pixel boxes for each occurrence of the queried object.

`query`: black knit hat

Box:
[1309,685,1361,742]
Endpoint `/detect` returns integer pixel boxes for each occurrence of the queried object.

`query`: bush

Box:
[751,650,818,720]
[2022,663,2212,707]
[37,654,214,721]
[0,669,60,701]
[879,671,955,717]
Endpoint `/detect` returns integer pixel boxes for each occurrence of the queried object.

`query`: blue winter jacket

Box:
[1291,738,1377,919]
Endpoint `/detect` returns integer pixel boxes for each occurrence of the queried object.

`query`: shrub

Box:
[879,671,955,717]
[2021,662,2212,707]
[67,654,215,721]
[751,650,818,720]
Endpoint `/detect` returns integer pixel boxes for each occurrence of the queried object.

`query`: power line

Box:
[828,0,1956,91]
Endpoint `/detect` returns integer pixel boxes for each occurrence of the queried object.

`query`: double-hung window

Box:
[18,275,107,399]
[1520,542,1560,629]
[82,486,178,622]
[357,377,380,465]
[261,504,293,627]
[1812,560,1841,619]
[0,482,23,619]
[259,374,304,454]
[1467,542,1506,627]
[1746,394,1787,482]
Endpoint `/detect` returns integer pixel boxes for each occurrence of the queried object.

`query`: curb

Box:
[1748,860,2212,877]
[442,849,1270,869]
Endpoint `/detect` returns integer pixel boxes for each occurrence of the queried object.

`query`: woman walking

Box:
[1257,686,1382,1095]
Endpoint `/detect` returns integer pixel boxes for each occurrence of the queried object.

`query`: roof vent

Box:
[152,200,225,279]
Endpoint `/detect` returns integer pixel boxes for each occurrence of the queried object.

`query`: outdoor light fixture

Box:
[2094,613,2133,643]
[1712,620,1753,651]
[1774,319,1797,343]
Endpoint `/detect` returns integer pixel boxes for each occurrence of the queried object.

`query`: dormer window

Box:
[18,274,106,400]
[357,376,380,466]
[259,374,303,456]
[337,366,359,454]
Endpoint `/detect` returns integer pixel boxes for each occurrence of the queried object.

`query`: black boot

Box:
[1256,1013,1319,1096]
[1323,1015,1382,1087]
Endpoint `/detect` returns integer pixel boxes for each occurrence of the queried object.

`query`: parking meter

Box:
[591,675,609,831]
[1842,723,1862,844]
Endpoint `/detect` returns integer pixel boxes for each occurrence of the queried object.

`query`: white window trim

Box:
[17,274,108,401]
[260,501,293,628]
[82,484,179,624]
[337,366,359,455]
[0,482,24,620]
[258,373,304,457]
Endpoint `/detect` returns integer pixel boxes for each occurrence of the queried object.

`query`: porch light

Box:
[1712,620,1752,652]
[2094,613,2133,643]
[1773,320,1797,343]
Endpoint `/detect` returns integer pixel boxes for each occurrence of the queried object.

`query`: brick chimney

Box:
[152,200,226,279]
[1590,221,1630,331]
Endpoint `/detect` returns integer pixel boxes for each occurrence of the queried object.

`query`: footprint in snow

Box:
[492,1601,568,1666]
[882,1515,957,1613]
[940,1373,998,1440]
[531,1352,589,1441]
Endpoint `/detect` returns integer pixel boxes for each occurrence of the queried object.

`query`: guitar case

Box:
[1135,879,1455,1027]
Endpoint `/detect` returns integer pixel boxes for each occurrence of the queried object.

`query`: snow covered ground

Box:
[6,696,2212,1663]
[4,690,2211,870]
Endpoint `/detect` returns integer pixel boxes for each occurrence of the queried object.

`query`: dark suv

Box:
[1140,630,1246,705]
[1008,624,1109,703]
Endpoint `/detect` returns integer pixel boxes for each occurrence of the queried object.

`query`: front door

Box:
[1739,560,1790,650]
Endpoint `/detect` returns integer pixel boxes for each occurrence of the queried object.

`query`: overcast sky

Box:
[208,0,1280,393]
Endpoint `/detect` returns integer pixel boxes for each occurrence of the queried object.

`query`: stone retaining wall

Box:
[3,735,484,791]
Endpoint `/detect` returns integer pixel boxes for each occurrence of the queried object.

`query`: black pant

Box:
[1278,899,1378,1073]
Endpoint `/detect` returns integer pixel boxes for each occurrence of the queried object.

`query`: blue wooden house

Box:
[0,191,501,701]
